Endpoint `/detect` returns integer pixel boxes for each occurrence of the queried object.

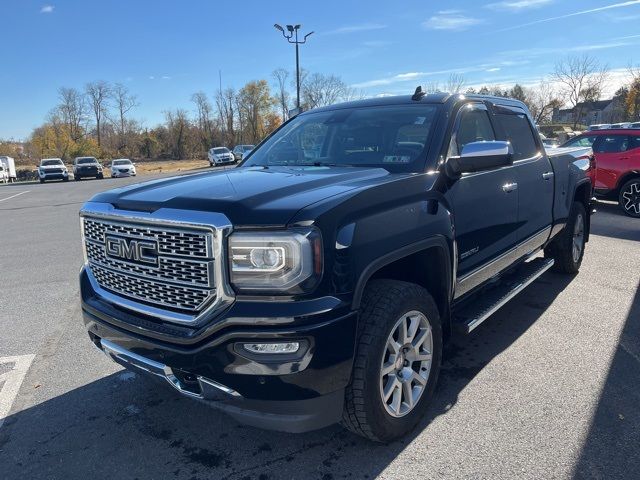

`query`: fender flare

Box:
[351,235,452,310]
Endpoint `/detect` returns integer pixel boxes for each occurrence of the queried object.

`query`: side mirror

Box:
[446,141,513,176]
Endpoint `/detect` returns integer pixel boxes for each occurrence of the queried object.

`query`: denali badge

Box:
[105,235,159,266]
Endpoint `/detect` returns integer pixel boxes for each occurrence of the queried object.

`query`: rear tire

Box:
[342,280,442,442]
[618,178,640,218]
[545,201,587,273]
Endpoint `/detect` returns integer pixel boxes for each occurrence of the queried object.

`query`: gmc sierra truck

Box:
[79,91,594,442]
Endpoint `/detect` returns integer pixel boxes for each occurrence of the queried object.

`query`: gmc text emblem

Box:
[105,235,159,266]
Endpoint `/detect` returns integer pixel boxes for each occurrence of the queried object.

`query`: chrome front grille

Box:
[82,216,216,314]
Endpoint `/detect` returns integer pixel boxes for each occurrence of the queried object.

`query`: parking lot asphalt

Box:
[0,175,638,480]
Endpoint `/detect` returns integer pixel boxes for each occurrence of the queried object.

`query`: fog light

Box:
[242,342,300,354]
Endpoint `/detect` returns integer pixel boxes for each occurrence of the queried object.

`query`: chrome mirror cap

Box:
[461,141,512,158]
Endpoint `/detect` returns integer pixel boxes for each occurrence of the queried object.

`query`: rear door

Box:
[591,134,630,191]
[492,104,554,247]
[445,103,519,297]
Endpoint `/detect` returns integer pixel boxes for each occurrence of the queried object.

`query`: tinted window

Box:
[593,135,629,153]
[213,148,229,154]
[494,112,538,160]
[245,105,440,172]
[628,135,640,150]
[451,107,495,156]
[563,135,596,148]
[77,158,97,164]
[42,159,62,166]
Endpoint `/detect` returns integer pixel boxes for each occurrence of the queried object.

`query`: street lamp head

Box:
[294,24,301,30]
[273,23,284,32]
[286,24,294,32]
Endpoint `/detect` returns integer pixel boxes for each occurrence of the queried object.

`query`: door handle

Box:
[502,182,518,193]
[542,172,554,180]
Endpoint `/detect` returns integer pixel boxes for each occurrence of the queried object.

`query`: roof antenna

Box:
[412,86,426,101]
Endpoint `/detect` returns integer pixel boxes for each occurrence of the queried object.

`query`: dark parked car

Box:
[79,92,593,441]
[73,157,104,181]
[232,144,255,161]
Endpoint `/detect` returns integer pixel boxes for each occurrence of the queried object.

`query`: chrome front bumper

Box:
[100,338,241,400]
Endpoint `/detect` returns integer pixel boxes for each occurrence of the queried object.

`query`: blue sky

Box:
[2,0,640,140]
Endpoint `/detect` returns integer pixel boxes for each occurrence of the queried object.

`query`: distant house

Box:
[552,98,625,125]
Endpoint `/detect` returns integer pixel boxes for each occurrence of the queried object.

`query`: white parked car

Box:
[110,158,137,178]
[208,147,234,166]
[38,158,69,183]
[0,156,17,183]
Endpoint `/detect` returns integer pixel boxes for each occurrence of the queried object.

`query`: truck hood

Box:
[90,166,402,225]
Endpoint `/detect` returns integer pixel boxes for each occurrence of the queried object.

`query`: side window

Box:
[493,112,539,160]
[628,135,640,150]
[566,135,596,148]
[593,135,629,153]
[451,106,496,156]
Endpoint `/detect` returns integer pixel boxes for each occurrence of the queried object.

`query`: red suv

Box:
[562,129,640,217]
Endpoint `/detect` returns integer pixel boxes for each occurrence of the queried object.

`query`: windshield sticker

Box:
[383,155,412,163]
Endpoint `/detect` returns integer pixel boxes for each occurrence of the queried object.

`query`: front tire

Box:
[545,201,587,273]
[342,280,442,442]
[618,179,640,218]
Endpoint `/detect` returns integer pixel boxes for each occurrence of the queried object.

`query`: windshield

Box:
[213,148,229,154]
[112,160,131,165]
[42,159,63,166]
[242,145,255,151]
[78,158,97,164]
[244,105,439,172]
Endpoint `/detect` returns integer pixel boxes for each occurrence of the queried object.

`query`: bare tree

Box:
[216,88,236,145]
[112,84,137,135]
[528,80,563,124]
[191,91,215,149]
[272,68,290,122]
[445,73,466,94]
[552,54,608,127]
[57,87,87,141]
[164,109,191,159]
[425,82,441,93]
[301,73,347,109]
[85,81,112,147]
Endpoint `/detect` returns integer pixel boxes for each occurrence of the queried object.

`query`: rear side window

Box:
[593,135,629,153]
[629,135,640,150]
[493,112,539,160]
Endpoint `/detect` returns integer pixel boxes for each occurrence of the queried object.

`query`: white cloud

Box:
[161,75,171,80]
[486,67,501,72]
[495,0,640,31]
[323,23,387,35]
[148,76,155,80]
[486,0,553,11]
[423,10,483,30]
[40,5,54,13]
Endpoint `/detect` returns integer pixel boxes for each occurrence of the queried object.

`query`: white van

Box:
[0,156,17,183]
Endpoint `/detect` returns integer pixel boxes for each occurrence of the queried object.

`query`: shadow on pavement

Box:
[0,273,574,480]
[591,201,640,242]
[572,282,640,479]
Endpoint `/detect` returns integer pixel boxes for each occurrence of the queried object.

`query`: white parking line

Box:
[0,190,30,203]
[0,354,35,429]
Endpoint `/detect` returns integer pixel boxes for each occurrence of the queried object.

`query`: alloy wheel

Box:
[572,212,584,264]
[621,181,640,216]
[379,310,433,418]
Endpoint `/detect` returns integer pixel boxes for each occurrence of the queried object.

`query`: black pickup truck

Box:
[79,92,594,442]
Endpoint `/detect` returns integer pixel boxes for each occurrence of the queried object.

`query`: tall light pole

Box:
[274,23,314,112]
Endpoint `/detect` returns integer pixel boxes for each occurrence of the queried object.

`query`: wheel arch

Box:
[573,178,592,241]
[352,236,453,338]
[615,170,640,194]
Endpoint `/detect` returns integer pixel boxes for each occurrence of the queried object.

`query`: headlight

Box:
[229,227,322,293]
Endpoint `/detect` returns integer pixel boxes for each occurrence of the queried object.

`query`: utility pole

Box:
[273,24,314,112]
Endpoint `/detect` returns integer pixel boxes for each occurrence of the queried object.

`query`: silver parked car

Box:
[232,144,255,161]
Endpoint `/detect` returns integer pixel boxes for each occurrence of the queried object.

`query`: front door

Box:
[591,134,631,192]
[445,103,519,297]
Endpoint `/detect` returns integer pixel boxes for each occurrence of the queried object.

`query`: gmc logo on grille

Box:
[105,235,159,266]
